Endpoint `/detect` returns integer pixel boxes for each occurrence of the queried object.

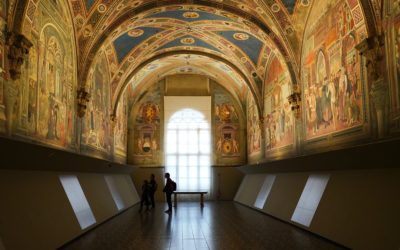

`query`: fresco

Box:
[389,13,400,115]
[0,4,5,111]
[114,91,128,158]
[82,52,112,155]
[247,93,261,158]
[264,55,294,151]
[12,0,77,149]
[130,83,161,165]
[214,84,244,165]
[302,0,366,140]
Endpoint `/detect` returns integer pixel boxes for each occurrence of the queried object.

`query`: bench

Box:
[173,191,208,207]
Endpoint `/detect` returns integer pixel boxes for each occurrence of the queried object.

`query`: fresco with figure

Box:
[302,0,367,140]
[388,4,400,121]
[213,84,245,165]
[247,93,262,160]
[130,83,161,165]
[114,91,128,161]
[11,0,77,149]
[264,55,294,152]
[81,51,112,157]
[0,0,5,133]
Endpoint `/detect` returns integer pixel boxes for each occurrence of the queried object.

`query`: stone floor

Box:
[60,202,347,250]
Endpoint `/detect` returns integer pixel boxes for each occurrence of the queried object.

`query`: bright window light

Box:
[291,174,330,227]
[59,175,96,229]
[165,109,211,192]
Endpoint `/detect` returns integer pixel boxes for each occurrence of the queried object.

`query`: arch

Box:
[78,1,299,91]
[111,50,263,119]
[165,107,212,192]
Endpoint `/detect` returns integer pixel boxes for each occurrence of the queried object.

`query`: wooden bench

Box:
[173,191,208,207]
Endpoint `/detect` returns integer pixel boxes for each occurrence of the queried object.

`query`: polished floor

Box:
[60,202,346,250]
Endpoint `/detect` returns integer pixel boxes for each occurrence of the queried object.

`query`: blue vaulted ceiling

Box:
[158,37,220,53]
[216,31,263,66]
[148,10,232,22]
[85,0,96,11]
[113,27,164,62]
[282,0,297,14]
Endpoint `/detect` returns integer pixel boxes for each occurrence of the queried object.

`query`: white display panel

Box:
[234,175,249,202]
[291,174,330,227]
[254,175,276,209]
[59,175,96,230]
[105,175,125,210]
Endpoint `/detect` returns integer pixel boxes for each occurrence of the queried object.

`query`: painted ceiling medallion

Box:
[97,4,107,13]
[301,0,310,7]
[180,37,195,45]
[271,3,281,13]
[183,12,200,19]
[128,29,144,37]
[233,33,250,41]
[285,26,294,35]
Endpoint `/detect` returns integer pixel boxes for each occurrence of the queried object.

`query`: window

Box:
[165,109,211,191]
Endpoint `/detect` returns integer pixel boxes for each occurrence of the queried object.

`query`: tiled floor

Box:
[60,202,347,250]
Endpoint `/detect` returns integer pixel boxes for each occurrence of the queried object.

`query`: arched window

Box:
[165,109,211,192]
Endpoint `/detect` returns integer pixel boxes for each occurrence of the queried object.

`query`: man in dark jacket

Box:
[163,173,174,213]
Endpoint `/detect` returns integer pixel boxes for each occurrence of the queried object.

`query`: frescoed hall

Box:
[0,0,399,249]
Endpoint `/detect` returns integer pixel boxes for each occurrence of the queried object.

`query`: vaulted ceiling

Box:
[15,0,373,114]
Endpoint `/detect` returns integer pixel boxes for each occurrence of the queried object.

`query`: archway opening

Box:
[165,108,211,192]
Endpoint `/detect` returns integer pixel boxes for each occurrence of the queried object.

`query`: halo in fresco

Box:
[233,33,250,41]
[128,29,144,37]
[180,37,195,45]
[183,12,200,19]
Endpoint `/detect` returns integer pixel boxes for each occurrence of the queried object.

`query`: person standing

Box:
[139,180,150,212]
[149,174,157,209]
[163,173,175,213]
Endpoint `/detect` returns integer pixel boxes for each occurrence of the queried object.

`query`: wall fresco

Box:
[264,55,294,151]
[129,83,161,165]
[81,52,112,156]
[213,84,244,165]
[114,91,128,159]
[302,0,366,140]
[247,93,262,160]
[389,11,400,116]
[12,0,77,149]
[0,1,4,133]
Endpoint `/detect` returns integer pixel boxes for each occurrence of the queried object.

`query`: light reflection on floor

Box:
[60,202,347,250]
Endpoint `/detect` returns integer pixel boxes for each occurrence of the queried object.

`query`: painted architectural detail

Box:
[302,0,366,140]
[131,83,161,165]
[214,84,243,165]
[6,32,32,80]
